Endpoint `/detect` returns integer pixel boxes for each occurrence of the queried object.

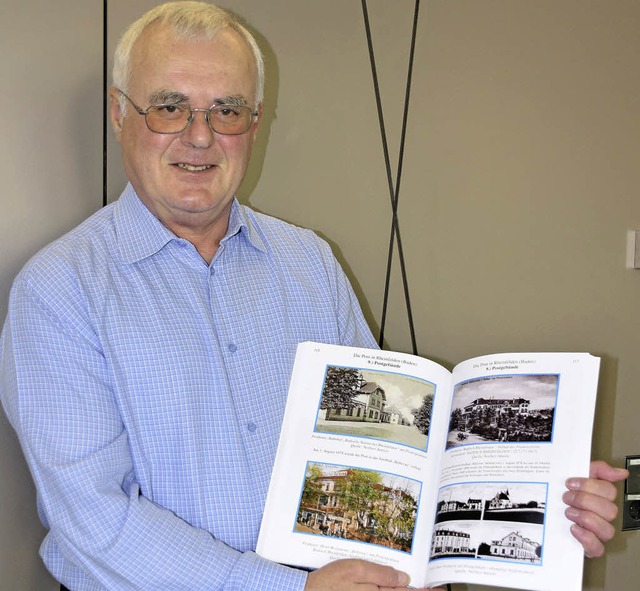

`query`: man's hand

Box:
[563,460,629,558]
[304,559,445,591]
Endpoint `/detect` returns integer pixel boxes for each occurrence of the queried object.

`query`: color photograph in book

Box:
[314,365,436,451]
[295,461,422,554]
[446,374,559,450]
[430,481,548,566]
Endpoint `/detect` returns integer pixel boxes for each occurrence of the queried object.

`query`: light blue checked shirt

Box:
[0,184,377,590]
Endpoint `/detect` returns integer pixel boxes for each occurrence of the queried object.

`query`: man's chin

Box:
[164,196,233,226]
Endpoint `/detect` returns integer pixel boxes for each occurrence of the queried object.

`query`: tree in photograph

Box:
[320,366,364,410]
[300,463,325,510]
[472,405,497,439]
[524,408,554,441]
[341,469,382,530]
[377,479,418,549]
[449,407,463,432]
[470,406,491,437]
[411,393,434,436]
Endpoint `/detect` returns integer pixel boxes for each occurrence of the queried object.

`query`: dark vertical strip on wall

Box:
[103,0,108,207]
[361,0,420,354]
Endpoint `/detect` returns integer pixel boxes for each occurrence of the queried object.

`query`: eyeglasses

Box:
[116,89,258,136]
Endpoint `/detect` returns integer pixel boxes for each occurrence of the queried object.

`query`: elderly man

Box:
[0,2,627,591]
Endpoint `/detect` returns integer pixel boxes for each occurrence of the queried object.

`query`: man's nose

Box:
[182,109,215,147]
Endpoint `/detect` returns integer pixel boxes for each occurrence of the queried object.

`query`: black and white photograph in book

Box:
[434,482,548,525]
[430,482,546,565]
[430,521,544,565]
[295,462,421,554]
[446,374,559,449]
[314,365,435,450]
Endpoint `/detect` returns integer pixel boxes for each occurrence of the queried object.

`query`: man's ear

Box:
[108,87,124,141]
[251,102,263,142]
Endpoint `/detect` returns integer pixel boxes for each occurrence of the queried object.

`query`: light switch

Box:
[622,455,640,531]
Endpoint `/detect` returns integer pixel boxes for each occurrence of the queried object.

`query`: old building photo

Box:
[446,374,558,449]
[434,482,547,525]
[295,462,420,554]
[315,365,435,450]
[430,483,546,566]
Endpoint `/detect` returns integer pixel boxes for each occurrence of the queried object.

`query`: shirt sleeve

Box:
[0,273,308,591]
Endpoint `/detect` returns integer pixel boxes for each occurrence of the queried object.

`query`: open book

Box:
[256,342,600,591]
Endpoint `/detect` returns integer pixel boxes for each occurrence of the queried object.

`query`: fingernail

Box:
[397,571,410,586]
[566,478,580,490]
[566,507,579,520]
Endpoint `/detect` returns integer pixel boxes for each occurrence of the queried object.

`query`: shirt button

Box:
[247,422,257,433]
[228,343,237,353]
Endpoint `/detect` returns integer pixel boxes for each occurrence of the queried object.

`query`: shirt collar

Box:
[114,184,267,264]
[223,197,267,253]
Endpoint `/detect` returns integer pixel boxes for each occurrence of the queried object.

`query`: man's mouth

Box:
[175,163,214,172]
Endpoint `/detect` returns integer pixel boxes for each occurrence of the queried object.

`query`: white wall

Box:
[0,1,103,588]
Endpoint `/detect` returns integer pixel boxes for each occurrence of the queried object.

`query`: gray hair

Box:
[113,1,264,108]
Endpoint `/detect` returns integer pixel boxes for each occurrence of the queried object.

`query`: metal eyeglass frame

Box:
[116,88,258,136]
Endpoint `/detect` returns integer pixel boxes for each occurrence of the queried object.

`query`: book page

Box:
[425,352,599,591]
[256,342,453,584]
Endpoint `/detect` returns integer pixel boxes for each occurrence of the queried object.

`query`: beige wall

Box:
[0,1,103,589]
[1,1,638,589]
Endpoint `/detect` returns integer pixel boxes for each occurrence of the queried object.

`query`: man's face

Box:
[110,24,260,236]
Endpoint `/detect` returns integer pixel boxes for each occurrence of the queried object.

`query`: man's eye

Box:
[153,104,187,112]
[153,104,187,120]
[217,108,239,118]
